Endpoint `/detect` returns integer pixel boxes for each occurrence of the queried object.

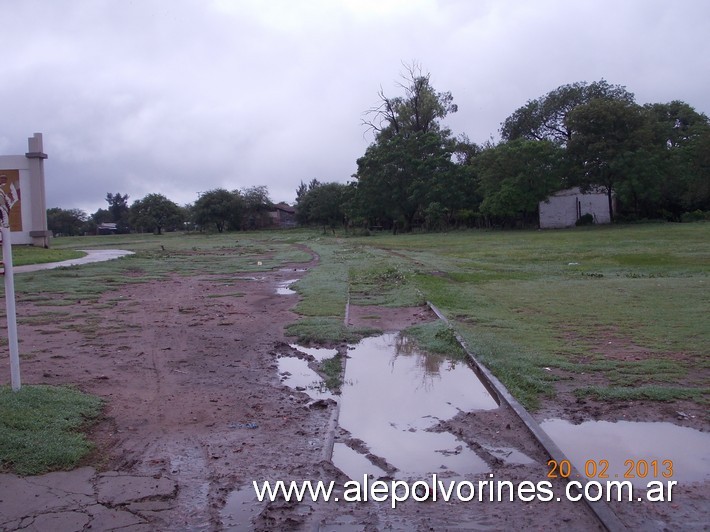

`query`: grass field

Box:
[2,223,708,416]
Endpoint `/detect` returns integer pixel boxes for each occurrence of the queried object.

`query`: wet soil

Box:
[1,244,707,530]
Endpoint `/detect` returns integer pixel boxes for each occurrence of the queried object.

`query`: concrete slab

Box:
[96,472,177,506]
[0,468,177,531]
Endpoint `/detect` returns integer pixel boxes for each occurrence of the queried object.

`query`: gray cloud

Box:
[1,0,708,214]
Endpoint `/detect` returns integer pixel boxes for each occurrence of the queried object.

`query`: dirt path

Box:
[1,244,706,530]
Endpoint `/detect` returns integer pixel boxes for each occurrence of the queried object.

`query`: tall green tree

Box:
[566,98,646,221]
[354,64,460,231]
[193,188,243,233]
[105,192,130,233]
[641,101,710,216]
[475,139,565,226]
[501,80,635,147]
[295,181,348,232]
[46,207,88,236]
[129,194,184,235]
[240,185,273,229]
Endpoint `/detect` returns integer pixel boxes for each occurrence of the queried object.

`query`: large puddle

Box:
[541,419,710,487]
[335,333,499,479]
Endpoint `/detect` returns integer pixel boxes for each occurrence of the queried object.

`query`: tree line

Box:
[47,186,276,236]
[48,65,710,236]
[297,65,710,231]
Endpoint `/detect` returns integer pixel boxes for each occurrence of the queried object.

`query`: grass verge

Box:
[0,385,103,475]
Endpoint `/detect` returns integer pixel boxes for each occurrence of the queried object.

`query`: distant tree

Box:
[105,192,130,232]
[295,179,319,207]
[180,203,195,231]
[354,63,460,231]
[129,194,183,235]
[363,62,457,140]
[90,208,112,225]
[501,80,635,147]
[641,101,710,217]
[566,98,646,221]
[295,181,348,232]
[46,207,88,236]
[193,188,243,233]
[355,131,458,231]
[475,139,565,226]
[240,185,273,229]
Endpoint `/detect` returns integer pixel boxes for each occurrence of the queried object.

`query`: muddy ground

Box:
[1,246,707,530]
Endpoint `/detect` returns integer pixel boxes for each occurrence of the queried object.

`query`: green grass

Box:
[0,385,103,475]
[575,385,708,402]
[319,355,344,391]
[337,223,709,409]
[402,322,467,360]
[9,247,84,266]
[5,224,708,414]
[285,317,379,344]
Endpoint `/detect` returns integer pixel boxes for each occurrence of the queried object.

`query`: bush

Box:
[575,213,594,226]
[680,210,710,223]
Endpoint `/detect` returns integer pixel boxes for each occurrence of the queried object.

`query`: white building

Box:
[0,133,50,246]
[539,186,613,229]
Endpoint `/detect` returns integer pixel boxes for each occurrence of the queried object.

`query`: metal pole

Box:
[1,226,21,391]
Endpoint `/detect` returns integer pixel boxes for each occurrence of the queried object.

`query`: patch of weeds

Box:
[349,263,423,307]
[0,385,103,476]
[205,292,245,299]
[18,311,71,326]
[286,318,379,344]
[574,385,707,402]
[318,355,343,391]
[403,322,467,360]
[35,298,84,307]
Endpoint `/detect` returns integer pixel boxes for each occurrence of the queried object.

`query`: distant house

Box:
[539,187,613,229]
[97,222,118,235]
[268,203,297,228]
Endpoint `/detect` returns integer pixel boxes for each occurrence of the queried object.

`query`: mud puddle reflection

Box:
[278,357,333,400]
[336,333,498,479]
[542,419,710,487]
[276,279,298,295]
[221,485,262,531]
[289,344,338,362]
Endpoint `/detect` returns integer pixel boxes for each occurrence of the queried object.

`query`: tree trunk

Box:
[607,187,614,223]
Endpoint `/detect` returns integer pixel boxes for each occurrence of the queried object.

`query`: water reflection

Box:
[542,419,710,487]
[278,357,333,400]
[289,344,338,362]
[220,485,261,531]
[336,333,498,479]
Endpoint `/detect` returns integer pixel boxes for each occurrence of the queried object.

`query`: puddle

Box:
[276,279,298,295]
[541,419,710,487]
[335,333,498,479]
[278,357,333,400]
[290,344,338,362]
[221,485,262,531]
[332,442,387,480]
[480,444,536,466]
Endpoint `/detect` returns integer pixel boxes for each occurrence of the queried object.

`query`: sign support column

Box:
[0,175,20,391]
[1,227,20,391]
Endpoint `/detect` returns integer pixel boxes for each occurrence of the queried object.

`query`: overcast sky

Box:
[1,0,709,214]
